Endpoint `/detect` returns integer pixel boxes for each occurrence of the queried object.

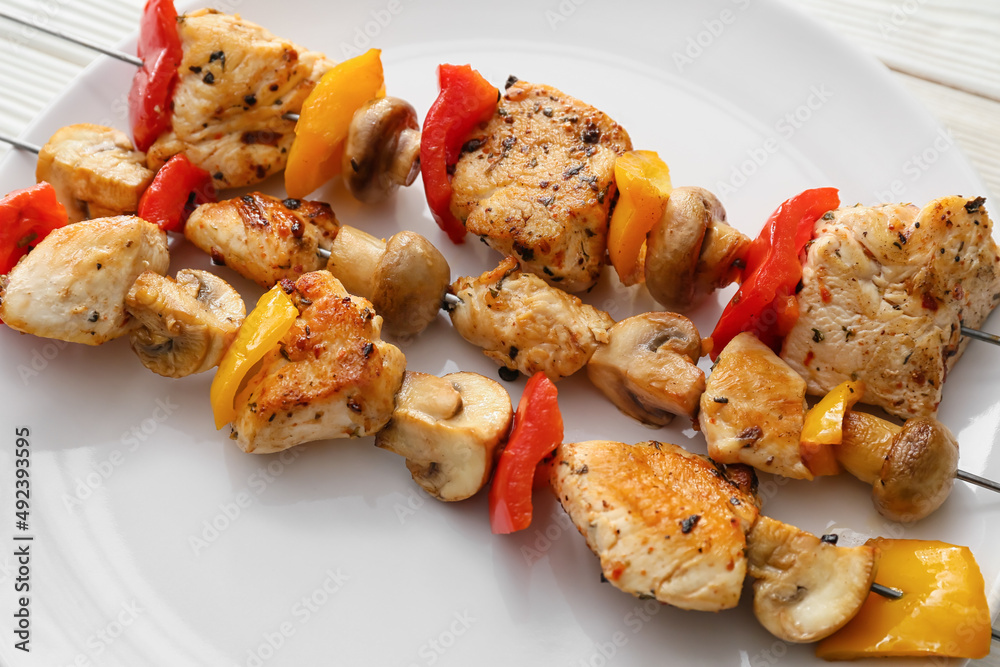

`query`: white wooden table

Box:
[0,0,996,664]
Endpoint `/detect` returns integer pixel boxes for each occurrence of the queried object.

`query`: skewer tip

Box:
[870,582,903,600]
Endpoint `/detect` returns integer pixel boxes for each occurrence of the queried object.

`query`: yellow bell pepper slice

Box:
[607,150,672,286]
[210,286,299,429]
[816,538,991,660]
[284,48,384,199]
[800,380,864,476]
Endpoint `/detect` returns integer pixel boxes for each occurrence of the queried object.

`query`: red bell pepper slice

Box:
[710,187,839,359]
[128,0,183,152]
[0,182,68,275]
[488,372,564,534]
[137,153,216,233]
[419,64,499,244]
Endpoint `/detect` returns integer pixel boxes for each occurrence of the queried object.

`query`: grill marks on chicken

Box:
[552,440,759,611]
[0,216,169,345]
[449,257,614,380]
[185,192,339,287]
[147,9,332,188]
[450,80,632,292]
[37,124,154,223]
[231,271,405,454]
[781,197,1000,419]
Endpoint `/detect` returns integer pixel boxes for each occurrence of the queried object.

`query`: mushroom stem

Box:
[342,96,422,203]
[390,127,421,187]
[325,225,384,299]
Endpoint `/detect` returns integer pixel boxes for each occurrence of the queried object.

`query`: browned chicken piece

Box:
[185,192,339,288]
[147,9,332,188]
[36,124,154,223]
[746,516,877,643]
[231,270,406,454]
[782,196,1000,419]
[0,216,169,345]
[700,333,812,480]
[448,257,614,380]
[450,78,632,292]
[551,440,759,611]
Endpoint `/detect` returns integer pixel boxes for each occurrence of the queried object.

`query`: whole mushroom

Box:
[375,371,514,501]
[644,187,749,311]
[125,269,246,378]
[341,96,422,203]
[837,411,960,522]
[586,312,705,426]
[325,225,450,337]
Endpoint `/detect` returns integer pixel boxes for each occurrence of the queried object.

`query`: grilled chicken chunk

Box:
[552,440,759,611]
[782,196,1000,419]
[185,192,339,287]
[147,9,332,188]
[232,270,405,454]
[36,124,154,223]
[700,333,812,480]
[449,257,614,380]
[747,516,877,643]
[0,216,169,345]
[450,79,632,292]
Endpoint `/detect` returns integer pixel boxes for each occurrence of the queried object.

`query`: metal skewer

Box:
[0,10,304,124]
[956,469,1000,493]
[961,325,1000,346]
[0,10,143,66]
[870,582,903,599]
[0,132,41,154]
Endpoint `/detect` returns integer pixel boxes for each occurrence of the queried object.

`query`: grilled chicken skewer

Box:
[0,9,420,200]
[2,7,329,186]
[551,440,878,643]
[701,333,1000,521]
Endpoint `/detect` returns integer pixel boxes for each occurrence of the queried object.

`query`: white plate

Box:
[0,0,997,665]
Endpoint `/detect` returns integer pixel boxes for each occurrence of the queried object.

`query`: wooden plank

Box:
[789,0,1000,100]
[893,71,1000,201]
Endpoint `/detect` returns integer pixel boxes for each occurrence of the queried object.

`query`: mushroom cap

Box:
[644,186,723,310]
[873,417,959,522]
[126,269,246,378]
[342,96,421,204]
[372,231,451,337]
[375,371,513,501]
[747,515,877,643]
[586,311,705,426]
